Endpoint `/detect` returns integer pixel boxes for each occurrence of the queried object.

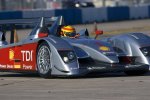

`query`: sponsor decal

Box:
[0,64,32,70]
[0,64,14,69]
[0,64,21,69]
[99,46,110,51]
[14,65,21,69]
[0,64,6,68]
[23,64,32,70]
[14,62,21,69]
[9,49,14,60]
[7,64,13,69]
[21,50,33,61]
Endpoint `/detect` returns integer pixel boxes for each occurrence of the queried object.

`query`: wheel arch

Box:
[37,39,48,48]
[36,39,51,53]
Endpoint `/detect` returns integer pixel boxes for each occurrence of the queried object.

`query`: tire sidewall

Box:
[37,42,51,78]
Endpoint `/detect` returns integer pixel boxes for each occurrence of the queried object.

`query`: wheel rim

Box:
[37,45,51,74]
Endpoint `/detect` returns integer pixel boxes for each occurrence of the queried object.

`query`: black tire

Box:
[37,42,51,78]
[124,70,148,76]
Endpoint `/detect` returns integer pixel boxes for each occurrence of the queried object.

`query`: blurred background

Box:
[1,0,150,40]
[0,0,150,28]
[0,0,150,10]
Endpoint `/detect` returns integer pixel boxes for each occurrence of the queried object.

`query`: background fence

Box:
[0,5,150,25]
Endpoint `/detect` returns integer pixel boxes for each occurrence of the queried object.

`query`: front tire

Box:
[37,42,51,78]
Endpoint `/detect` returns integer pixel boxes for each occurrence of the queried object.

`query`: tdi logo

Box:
[21,50,33,61]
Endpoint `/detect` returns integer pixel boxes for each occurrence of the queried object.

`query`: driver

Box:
[60,25,80,38]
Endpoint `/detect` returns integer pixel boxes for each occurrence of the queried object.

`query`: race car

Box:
[101,32,150,75]
[0,16,149,78]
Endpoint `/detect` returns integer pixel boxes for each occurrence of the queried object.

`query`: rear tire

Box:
[37,42,51,78]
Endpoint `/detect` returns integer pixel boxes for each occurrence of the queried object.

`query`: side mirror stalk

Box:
[94,30,103,39]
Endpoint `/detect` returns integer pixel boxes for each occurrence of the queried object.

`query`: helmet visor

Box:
[64,32,76,37]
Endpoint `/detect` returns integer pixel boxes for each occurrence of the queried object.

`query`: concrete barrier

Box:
[107,6,129,21]
[148,5,150,18]
[0,6,149,25]
[130,6,149,19]
[81,7,107,23]
[55,8,82,25]
[23,10,55,18]
[0,11,22,19]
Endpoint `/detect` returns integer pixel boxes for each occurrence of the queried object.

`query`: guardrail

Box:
[0,6,150,25]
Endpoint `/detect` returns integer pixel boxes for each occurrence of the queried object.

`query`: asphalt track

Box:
[1,19,150,100]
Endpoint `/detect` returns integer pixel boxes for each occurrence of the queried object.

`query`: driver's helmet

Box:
[60,25,76,37]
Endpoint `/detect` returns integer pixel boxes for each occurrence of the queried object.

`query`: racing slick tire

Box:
[124,70,148,76]
[37,42,52,78]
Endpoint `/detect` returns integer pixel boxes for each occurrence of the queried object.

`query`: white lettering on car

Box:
[7,64,13,69]
[0,64,6,68]
[23,64,32,70]
[21,50,33,61]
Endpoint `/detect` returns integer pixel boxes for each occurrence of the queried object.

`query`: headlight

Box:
[140,47,150,56]
[63,57,69,63]
[58,50,76,63]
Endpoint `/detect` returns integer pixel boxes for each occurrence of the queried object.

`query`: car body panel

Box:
[0,17,149,77]
[101,33,150,69]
